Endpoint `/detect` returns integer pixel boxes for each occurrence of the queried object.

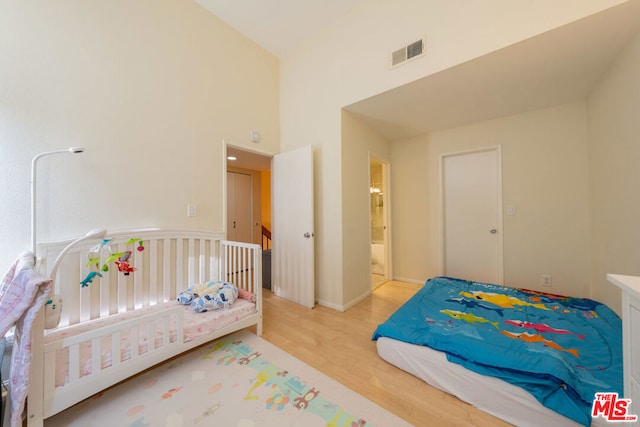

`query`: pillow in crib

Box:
[177,281,223,304]
[191,282,238,313]
[238,288,256,303]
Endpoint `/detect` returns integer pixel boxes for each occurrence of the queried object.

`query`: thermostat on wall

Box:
[249,130,260,143]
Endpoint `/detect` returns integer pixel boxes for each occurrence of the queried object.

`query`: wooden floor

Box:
[256,281,513,427]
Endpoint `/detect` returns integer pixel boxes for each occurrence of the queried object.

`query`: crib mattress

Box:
[45,299,256,387]
[376,336,608,427]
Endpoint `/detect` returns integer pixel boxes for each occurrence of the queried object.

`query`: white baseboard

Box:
[315,299,345,312]
[392,276,425,285]
[343,290,372,311]
[315,277,426,311]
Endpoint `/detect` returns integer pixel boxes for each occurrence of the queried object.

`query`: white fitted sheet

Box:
[376,337,607,427]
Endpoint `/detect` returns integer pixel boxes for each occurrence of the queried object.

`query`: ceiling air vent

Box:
[391,38,425,68]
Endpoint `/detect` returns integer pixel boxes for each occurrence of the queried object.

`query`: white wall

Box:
[279,0,625,309]
[587,32,640,314]
[391,102,592,298]
[340,110,390,309]
[0,0,279,269]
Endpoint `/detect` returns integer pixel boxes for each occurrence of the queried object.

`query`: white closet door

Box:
[227,172,252,243]
[272,145,315,308]
[442,147,503,284]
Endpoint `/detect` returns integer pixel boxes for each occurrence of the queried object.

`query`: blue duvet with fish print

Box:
[372,276,622,426]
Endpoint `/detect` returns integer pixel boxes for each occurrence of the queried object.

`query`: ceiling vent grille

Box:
[391,38,425,68]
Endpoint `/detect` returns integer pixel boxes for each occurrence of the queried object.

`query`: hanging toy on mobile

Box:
[80,271,103,287]
[86,238,112,271]
[80,237,145,286]
[114,251,134,275]
[109,238,144,275]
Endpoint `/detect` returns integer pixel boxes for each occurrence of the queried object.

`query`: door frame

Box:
[439,145,504,284]
[368,154,392,287]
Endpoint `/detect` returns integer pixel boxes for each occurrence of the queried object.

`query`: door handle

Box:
[489,228,497,234]
[304,232,313,238]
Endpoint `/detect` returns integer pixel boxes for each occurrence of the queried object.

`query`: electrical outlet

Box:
[541,275,552,287]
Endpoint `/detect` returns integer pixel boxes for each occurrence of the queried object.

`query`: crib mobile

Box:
[44,237,144,329]
[45,236,144,329]
[82,237,145,286]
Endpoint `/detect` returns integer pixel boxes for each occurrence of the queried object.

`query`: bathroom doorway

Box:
[370,157,389,289]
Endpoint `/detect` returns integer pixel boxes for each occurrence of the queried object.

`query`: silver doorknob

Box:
[489,228,497,234]
[304,232,311,238]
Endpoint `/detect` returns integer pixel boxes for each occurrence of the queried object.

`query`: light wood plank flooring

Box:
[257,281,512,427]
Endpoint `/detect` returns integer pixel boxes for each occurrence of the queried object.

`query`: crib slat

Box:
[236,246,241,286]
[228,245,234,283]
[237,246,242,287]
[176,238,184,294]
[80,272,91,323]
[91,337,101,376]
[100,250,111,317]
[116,243,127,313]
[163,238,171,303]
[225,246,235,282]
[133,241,143,309]
[239,246,244,286]
[253,248,258,293]
[69,344,80,383]
[147,321,155,352]
[131,326,139,358]
[149,239,158,305]
[240,246,244,287]
[58,272,69,327]
[209,240,217,281]
[242,246,247,289]
[188,238,195,286]
[199,238,206,283]
[162,316,170,348]
[112,330,121,367]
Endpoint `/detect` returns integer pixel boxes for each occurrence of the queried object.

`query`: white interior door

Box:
[272,145,315,308]
[227,172,252,243]
[442,147,503,284]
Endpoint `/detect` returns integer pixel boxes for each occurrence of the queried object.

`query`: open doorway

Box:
[369,156,389,289]
[224,144,273,288]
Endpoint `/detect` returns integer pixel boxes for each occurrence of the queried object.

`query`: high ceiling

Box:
[201,0,640,148]
[196,0,363,58]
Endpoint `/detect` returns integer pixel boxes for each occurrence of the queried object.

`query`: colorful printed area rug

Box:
[46,330,410,426]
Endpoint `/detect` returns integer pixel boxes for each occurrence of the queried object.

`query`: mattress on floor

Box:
[45,299,256,387]
[376,336,608,427]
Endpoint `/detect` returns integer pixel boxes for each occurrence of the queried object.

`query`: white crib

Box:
[25,228,262,426]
